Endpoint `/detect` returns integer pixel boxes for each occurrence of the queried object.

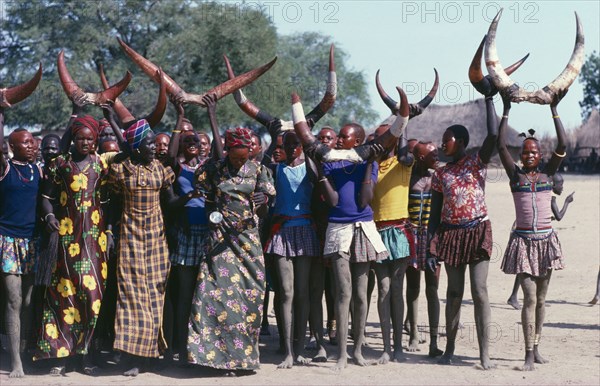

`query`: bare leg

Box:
[534,270,551,365]
[275,256,295,368]
[507,276,521,310]
[374,262,392,364]
[331,256,352,371]
[292,256,313,365]
[438,264,465,365]
[2,273,29,378]
[309,259,328,362]
[351,262,373,366]
[176,266,198,362]
[519,273,537,371]
[424,266,442,357]
[405,267,421,352]
[261,288,271,334]
[390,259,408,362]
[589,270,600,305]
[469,260,495,370]
[324,266,336,344]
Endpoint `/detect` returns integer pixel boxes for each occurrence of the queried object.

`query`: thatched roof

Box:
[573,108,600,156]
[377,98,522,148]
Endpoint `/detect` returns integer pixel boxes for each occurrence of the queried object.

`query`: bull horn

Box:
[99,64,135,125]
[485,9,585,104]
[224,54,275,126]
[469,34,529,96]
[305,44,337,124]
[375,68,439,116]
[1,63,43,107]
[58,50,131,105]
[119,37,277,107]
[144,68,168,128]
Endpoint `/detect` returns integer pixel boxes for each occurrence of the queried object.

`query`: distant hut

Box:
[568,109,600,173]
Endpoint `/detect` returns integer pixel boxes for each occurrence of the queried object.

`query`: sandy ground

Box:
[1,170,599,385]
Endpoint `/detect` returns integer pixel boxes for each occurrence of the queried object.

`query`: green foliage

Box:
[579,51,600,121]
[1,1,377,134]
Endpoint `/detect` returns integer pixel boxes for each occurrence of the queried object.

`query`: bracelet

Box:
[172,130,181,134]
[105,229,113,235]
[70,114,78,118]
[44,213,55,222]
[552,115,560,119]
[553,150,566,158]
[502,115,508,119]
[319,177,328,182]
[41,194,56,200]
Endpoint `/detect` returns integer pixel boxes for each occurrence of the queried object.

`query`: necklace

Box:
[341,161,358,175]
[524,170,539,186]
[10,159,34,183]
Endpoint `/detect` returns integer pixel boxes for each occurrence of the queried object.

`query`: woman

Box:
[187,95,275,375]
[35,99,124,375]
[108,118,177,376]
[498,91,567,371]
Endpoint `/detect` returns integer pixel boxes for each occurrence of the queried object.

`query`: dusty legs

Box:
[519,271,552,371]
[406,266,442,357]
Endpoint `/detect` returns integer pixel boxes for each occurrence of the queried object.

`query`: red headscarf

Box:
[98,119,111,135]
[225,127,253,149]
[71,115,99,141]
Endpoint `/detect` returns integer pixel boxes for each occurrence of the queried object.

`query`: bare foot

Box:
[312,348,328,363]
[407,337,420,352]
[49,366,66,377]
[277,355,294,369]
[521,351,535,371]
[377,352,390,365]
[428,344,443,358]
[123,367,140,376]
[589,296,598,305]
[507,296,521,310]
[480,357,496,370]
[393,350,406,362]
[438,352,453,365]
[295,355,311,365]
[533,347,549,364]
[9,367,25,378]
[331,357,348,372]
[353,352,373,366]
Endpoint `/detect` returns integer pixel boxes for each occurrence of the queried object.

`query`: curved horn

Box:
[485,10,585,104]
[376,69,439,115]
[99,64,135,125]
[223,54,275,126]
[1,63,43,107]
[305,44,337,125]
[58,50,131,105]
[144,68,168,128]
[469,34,529,95]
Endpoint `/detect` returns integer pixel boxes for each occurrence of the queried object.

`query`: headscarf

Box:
[98,119,111,136]
[124,119,152,150]
[71,115,99,141]
[225,127,253,149]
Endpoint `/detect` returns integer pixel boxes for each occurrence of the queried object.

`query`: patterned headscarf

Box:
[225,127,253,149]
[124,119,152,150]
[71,115,99,141]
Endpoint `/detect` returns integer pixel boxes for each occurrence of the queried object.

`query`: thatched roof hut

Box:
[572,108,600,158]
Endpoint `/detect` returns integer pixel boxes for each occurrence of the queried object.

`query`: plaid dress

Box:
[108,159,175,358]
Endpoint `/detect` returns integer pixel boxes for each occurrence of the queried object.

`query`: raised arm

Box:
[261,119,282,166]
[479,96,498,164]
[358,144,384,209]
[544,90,568,175]
[60,93,89,154]
[497,93,517,177]
[203,94,224,161]
[0,108,6,175]
[397,127,414,166]
[166,100,185,169]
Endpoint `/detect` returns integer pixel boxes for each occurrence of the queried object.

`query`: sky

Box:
[261,0,600,134]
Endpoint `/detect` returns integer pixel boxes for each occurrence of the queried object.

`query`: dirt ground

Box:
[1,171,599,385]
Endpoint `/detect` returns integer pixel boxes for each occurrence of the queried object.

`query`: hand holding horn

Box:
[0,63,43,108]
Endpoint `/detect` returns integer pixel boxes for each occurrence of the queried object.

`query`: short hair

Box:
[446,124,469,148]
[8,128,28,145]
[42,134,61,146]
[344,123,365,144]
[250,130,262,146]
[553,173,564,184]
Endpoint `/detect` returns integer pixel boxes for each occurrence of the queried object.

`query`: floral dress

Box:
[187,159,275,370]
[34,153,111,360]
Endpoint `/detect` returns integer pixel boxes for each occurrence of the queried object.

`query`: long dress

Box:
[34,153,110,360]
[187,159,275,370]
[108,158,175,358]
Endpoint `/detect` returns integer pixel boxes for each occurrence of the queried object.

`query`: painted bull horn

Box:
[469,34,529,96]
[0,63,43,107]
[485,9,585,104]
[225,44,336,129]
[118,37,277,107]
[375,68,438,118]
[99,64,136,125]
[58,50,131,106]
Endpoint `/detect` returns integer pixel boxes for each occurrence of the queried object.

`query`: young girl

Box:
[498,91,567,371]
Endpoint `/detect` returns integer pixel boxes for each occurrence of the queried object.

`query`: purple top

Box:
[510,167,553,231]
[323,160,378,223]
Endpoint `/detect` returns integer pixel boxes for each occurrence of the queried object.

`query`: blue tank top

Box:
[272,162,313,227]
[175,163,207,225]
[0,160,41,238]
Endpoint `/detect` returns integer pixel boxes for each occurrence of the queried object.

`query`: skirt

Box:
[327,226,389,263]
[501,230,564,277]
[430,219,493,267]
[410,225,428,270]
[376,220,415,262]
[170,224,210,266]
[265,224,320,258]
[0,233,36,275]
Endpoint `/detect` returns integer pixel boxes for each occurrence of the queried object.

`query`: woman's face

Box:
[520,139,541,170]
[272,135,286,163]
[198,134,210,158]
[99,126,116,142]
[73,128,95,156]
[227,146,250,170]
[181,132,200,159]
[137,131,156,163]
[441,129,459,157]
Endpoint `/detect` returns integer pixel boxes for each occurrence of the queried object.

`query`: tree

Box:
[579,51,600,121]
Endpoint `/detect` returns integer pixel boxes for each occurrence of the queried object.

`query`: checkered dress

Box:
[108,159,175,358]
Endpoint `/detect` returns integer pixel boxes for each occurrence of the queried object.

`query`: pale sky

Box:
[264,0,600,134]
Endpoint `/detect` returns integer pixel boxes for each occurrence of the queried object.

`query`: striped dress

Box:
[408,191,431,270]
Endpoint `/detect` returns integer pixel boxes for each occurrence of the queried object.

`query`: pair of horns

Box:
[117,37,277,107]
[224,44,337,130]
[0,63,43,108]
[375,68,439,117]
[99,64,167,128]
[484,9,585,104]
[292,87,409,163]
[58,51,131,106]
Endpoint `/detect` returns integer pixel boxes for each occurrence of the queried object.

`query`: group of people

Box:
[0,69,589,381]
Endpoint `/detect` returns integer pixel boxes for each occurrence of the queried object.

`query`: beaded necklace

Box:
[10,159,34,183]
